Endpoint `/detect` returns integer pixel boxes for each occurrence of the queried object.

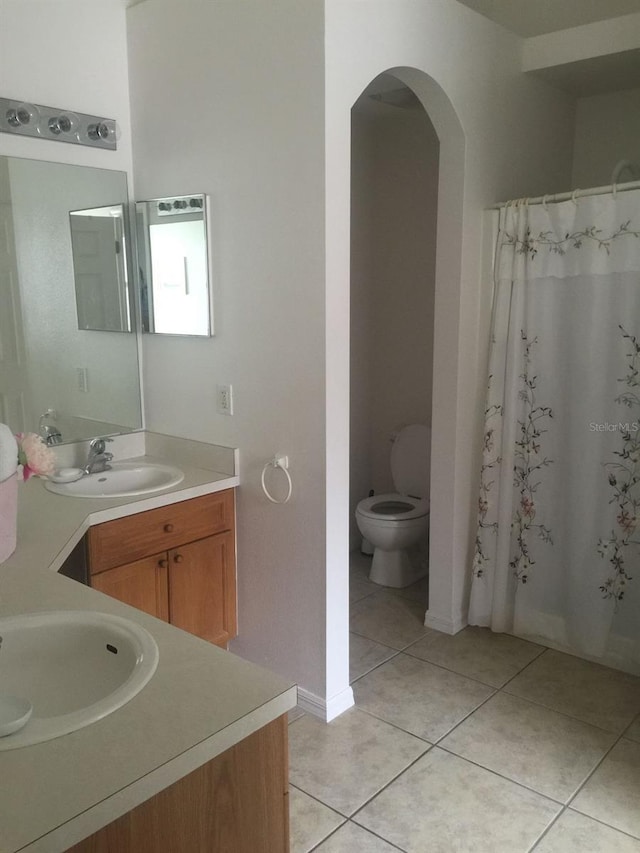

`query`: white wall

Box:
[350,97,438,548]
[349,108,376,545]
[126,1,335,710]
[572,87,640,188]
[128,0,575,715]
[325,0,575,676]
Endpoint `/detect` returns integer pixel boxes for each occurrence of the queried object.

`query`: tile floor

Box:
[288,552,640,852]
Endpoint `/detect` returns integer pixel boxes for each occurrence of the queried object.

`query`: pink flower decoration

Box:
[520,496,536,518]
[16,432,56,481]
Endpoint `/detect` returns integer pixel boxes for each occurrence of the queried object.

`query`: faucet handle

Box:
[89,437,113,454]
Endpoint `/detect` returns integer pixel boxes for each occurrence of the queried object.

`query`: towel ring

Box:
[261,455,292,504]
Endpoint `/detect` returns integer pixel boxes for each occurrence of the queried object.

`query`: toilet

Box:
[355,424,430,588]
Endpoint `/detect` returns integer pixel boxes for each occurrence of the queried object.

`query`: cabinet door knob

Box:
[163,523,174,533]
[158,558,168,568]
[173,553,184,564]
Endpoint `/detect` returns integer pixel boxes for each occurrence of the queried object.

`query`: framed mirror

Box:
[70,203,134,333]
[135,193,213,336]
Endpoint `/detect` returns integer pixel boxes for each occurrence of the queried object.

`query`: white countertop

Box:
[0,450,296,853]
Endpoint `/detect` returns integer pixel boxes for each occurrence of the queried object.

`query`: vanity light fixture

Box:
[156,195,204,216]
[0,96,118,150]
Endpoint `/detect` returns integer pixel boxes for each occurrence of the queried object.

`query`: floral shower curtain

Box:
[469,189,640,674]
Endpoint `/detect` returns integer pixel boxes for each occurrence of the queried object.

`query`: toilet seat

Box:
[357,492,429,522]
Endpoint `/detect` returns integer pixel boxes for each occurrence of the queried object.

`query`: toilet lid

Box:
[391,424,431,499]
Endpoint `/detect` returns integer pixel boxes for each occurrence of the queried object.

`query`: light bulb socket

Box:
[88,121,108,140]
[47,112,79,136]
[6,102,39,128]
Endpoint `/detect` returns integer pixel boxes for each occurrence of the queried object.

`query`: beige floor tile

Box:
[288,707,429,816]
[350,633,396,683]
[407,625,543,687]
[354,653,493,742]
[289,786,345,853]
[350,589,434,650]
[356,748,560,853]
[625,714,640,743]
[389,575,429,605]
[504,649,640,732]
[572,738,640,838]
[314,821,400,852]
[350,551,374,581]
[533,810,640,852]
[441,692,616,802]
[350,577,378,604]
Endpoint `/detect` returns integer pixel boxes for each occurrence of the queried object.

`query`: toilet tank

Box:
[391,424,431,500]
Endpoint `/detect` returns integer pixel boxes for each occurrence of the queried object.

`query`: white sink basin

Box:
[0,611,159,750]
[45,461,184,498]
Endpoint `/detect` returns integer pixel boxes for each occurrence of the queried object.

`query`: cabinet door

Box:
[168,532,236,648]
[92,554,169,622]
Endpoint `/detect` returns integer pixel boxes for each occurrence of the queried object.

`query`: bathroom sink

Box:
[0,610,159,750]
[45,461,184,498]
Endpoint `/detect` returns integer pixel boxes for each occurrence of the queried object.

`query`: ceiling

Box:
[455,0,640,37]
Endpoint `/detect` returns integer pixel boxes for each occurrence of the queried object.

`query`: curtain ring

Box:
[542,194,549,211]
[612,181,618,199]
[571,188,581,205]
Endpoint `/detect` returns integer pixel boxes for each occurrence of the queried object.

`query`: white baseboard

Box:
[424,609,467,635]
[297,685,354,722]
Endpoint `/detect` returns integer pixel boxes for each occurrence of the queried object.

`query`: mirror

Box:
[0,156,142,444]
[135,194,212,336]
[69,204,133,333]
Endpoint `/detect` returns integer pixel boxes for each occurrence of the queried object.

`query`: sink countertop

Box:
[0,449,297,853]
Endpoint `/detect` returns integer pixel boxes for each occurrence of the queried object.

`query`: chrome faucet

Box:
[38,409,63,446]
[84,438,114,475]
[41,424,63,446]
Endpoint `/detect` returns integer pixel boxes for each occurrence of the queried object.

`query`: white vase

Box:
[0,472,18,563]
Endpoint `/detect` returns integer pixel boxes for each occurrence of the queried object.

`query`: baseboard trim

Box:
[297,686,354,722]
[424,610,467,635]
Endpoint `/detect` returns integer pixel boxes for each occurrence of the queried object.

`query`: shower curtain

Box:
[469,188,640,673]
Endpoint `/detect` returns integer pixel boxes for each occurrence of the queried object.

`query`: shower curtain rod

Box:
[492,178,640,210]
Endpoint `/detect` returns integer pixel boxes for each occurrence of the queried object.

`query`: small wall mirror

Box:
[70,204,133,332]
[135,193,212,336]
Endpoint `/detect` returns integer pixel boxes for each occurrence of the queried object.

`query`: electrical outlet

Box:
[217,383,233,415]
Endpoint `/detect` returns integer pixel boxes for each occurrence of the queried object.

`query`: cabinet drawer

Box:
[88,490,235,574]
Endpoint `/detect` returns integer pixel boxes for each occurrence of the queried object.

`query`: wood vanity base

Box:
[66,715,289,853]
[87,490,237,648]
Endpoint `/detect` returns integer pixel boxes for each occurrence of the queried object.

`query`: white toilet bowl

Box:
[356,494,429,587]
[355,424,431,588]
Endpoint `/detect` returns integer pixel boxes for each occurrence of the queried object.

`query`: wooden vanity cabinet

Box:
[88,490,237,648]
[66,714,290,853]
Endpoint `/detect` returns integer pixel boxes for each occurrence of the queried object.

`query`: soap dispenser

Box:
[39,409,63,446]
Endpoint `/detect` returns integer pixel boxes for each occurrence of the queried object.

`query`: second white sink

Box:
[45,461,184,498]
[0,610,159,750]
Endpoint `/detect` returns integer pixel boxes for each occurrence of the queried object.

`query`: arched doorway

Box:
[323,66,465,720]
[349,72,439,656]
